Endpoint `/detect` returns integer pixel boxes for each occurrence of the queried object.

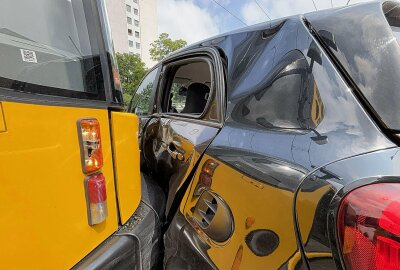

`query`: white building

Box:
[106,0,158,68]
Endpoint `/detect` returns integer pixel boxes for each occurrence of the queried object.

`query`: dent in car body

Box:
[164,2,396,269]
[141,48,225,220]
[142,117,220,216]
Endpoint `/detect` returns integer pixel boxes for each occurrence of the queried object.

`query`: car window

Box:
[0,0,106,100]
[305,1,400,130]
[233,50,324,131]
[164,61,212,116]
[168,82,187,113]
[131,67,159,115]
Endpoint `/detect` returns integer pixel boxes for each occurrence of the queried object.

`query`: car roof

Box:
[164,1,382,59]
[163,1,400,132]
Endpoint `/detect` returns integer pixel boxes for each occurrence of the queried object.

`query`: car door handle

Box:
[167,144,184,161]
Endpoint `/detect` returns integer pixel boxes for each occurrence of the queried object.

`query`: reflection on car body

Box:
[130,1,400,270]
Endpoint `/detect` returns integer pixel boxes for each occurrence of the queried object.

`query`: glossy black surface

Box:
[164,212,216,270]
[296,147,400,269]
[140,48,224,219]
[305,1,400,131]
[143,117,220,216]
[188,15,392,268]
[133,2,400,269]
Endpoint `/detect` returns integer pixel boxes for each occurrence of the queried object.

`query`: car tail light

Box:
[85,173,108,225]
[194,159,219,196]
[337,183,400,270]
[78,119,103,173]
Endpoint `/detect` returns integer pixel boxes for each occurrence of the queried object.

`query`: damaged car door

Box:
[141,48,225,217]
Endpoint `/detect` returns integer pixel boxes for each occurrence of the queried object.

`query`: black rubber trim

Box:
[72,199,163,270]
[72,235,138,270]
[0,88,121,110]
[0,76,105,100]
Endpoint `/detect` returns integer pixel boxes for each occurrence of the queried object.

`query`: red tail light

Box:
[337,183,400,270]
[78,118,103,173]
[85,173,108,225]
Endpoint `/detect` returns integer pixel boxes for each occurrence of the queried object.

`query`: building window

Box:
[134,8,139,15]
[126,4,131,12]
[129,40,134,47]
[134,20,139,27]
[127,17,132,24]
[128,29,133,36]
[135,31,140,38]
[136,42,140,49]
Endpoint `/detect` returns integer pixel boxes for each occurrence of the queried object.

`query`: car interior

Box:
[164,60,212,116]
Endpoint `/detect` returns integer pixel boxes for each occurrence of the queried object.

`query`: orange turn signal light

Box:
[194,159,219,196]
[78,118,103,174]
[202,159,219,176]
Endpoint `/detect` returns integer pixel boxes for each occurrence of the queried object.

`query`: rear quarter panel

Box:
[182,153,306,269]
[296,147,400,269]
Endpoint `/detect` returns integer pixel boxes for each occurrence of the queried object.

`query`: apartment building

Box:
[106,0,158,68]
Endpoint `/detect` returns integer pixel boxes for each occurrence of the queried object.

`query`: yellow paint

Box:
[307,252,332,259]
[231,245,243,270]
[183,155,296,269]
[311,82,325,127]
[0,102,6,132]
[245,217,255,229]
[0,101,119,270]
[287,251,302,269]
[287,251,332,270]
[296,184,331,243]
[183,154,324,270]
[111,112,141,224]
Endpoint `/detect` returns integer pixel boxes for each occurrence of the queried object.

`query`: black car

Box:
[128,1,400,269]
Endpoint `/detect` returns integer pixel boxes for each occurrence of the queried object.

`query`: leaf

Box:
[149,33,187,62]
[115,53,148,108]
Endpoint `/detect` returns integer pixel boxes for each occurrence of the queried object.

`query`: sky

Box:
[157,0,371,45]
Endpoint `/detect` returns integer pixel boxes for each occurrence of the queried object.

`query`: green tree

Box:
[149,33,187,62]
[131,82,153,114]
[116,53,147,107]
[170,83,186,112]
